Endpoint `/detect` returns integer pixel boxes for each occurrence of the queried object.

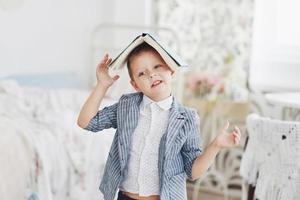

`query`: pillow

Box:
[0,71,81,89]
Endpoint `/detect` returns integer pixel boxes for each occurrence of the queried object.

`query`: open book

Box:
[108,33,188,70]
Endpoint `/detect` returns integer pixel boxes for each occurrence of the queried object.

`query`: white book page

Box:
[109,37,144,70]
[144,35,178,70]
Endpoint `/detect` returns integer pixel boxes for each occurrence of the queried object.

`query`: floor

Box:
[186,183,242,200]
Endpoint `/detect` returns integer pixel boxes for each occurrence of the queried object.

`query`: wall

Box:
[155,0,253,101]
[0,0,152,88]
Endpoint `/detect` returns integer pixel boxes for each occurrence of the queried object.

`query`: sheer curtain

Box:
[249,0,300,92]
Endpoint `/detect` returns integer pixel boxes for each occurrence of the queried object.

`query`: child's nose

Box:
[148,70,157,79]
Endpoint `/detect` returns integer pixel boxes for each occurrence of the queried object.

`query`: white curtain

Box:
[249,0,300,92]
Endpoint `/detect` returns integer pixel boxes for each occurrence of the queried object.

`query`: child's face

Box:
[129,50,174,101]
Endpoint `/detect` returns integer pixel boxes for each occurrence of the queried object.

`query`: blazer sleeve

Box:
[181,111,202,180]
[84,102,118,132]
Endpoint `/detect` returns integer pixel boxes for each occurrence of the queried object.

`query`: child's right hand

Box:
[96,54,120,88]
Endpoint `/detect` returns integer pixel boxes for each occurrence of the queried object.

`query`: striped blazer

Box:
[85,92,202,200]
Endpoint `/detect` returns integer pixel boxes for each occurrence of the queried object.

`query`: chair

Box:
[240,113,300,200]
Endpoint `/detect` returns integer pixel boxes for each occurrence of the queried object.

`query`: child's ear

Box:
[130,80,141,92]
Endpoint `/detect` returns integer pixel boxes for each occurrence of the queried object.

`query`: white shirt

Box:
[120,94,173,196]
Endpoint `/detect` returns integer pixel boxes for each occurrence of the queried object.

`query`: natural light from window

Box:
[249,0,300,92]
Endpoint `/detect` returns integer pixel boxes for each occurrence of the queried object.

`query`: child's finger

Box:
[100,54,109,64]
[98,60,106,68]
[234,130,241,138]
[101,53,108,61]
[233,131,240,142]
[234,130,241,142]
[234,136,240,145]
[112,75,120,81]
[234,126,241,134]
[97,54,110,69]
[106,58,112,66]
[233,131,241,141]
[97,62,107,71]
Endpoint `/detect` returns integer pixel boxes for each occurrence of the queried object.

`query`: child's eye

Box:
[154,65,161,69]
[138,72,145,77]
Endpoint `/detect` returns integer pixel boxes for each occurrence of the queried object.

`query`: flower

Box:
[185,72,224,100]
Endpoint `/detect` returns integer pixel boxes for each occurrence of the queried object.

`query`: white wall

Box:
[0,0,152,87]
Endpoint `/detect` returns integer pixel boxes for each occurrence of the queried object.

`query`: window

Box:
[249,0,300,92]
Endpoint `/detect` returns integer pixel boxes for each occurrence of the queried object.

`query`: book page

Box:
[109,36,144,70]
[144,35,179,71]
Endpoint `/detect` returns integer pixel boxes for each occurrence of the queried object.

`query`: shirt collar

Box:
[141,94,173,111]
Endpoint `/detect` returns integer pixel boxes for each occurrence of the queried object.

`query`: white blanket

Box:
[0,80,116,200]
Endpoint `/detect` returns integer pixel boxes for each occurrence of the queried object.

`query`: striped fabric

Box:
[85,92,202,200]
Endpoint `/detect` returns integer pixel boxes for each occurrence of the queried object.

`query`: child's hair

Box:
[126,42,160,80]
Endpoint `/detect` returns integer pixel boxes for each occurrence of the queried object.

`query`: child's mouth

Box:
[151,80,162,88]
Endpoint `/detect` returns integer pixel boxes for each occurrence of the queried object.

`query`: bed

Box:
[0,77,116,200]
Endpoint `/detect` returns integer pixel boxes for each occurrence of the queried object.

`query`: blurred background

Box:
[1,0,300,200]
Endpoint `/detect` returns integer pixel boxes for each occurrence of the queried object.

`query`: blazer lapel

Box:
[164,98,186,158]
[118,93,143,169]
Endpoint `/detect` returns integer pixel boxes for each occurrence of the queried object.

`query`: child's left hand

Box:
[215,121,241,148]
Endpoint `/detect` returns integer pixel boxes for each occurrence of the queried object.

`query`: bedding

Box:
[0,80,116,200]
[1,71,82,89]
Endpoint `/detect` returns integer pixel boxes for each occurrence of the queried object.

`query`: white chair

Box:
[240,113,300,200]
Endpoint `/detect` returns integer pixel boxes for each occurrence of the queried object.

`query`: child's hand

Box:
[96,54,119,88]
[214,121,241,148]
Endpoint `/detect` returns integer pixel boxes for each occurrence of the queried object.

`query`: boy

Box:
[77,42,241,200]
